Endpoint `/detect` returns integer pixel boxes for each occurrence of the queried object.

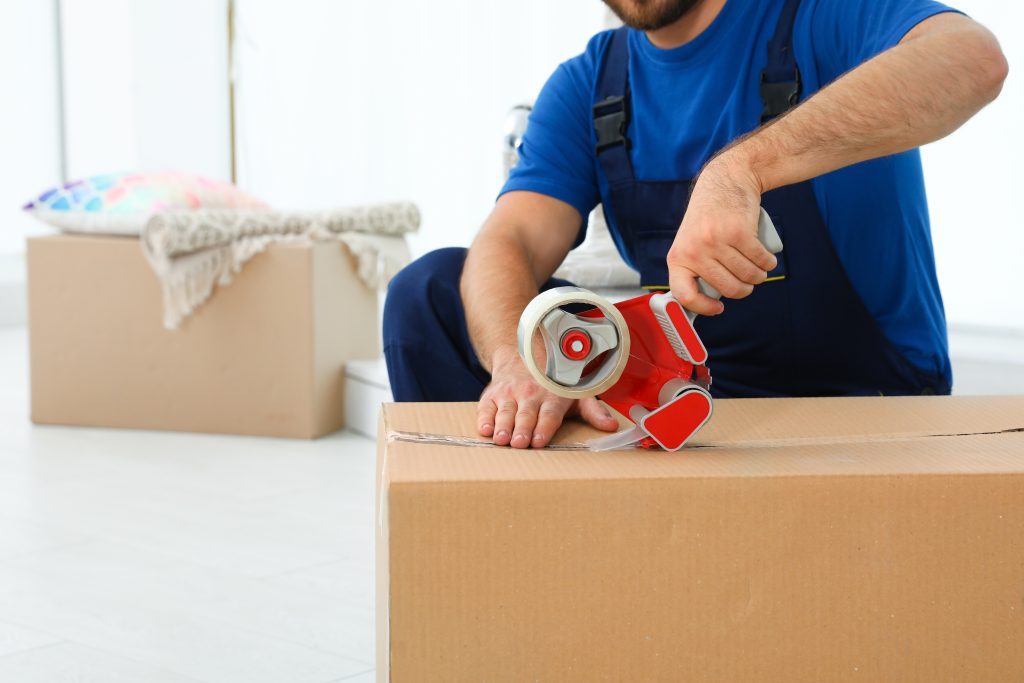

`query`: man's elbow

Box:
[969,27,1009,104]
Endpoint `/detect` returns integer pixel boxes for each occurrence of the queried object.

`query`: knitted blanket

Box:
[142,203,419,329]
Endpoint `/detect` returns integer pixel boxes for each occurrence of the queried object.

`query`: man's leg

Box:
[383,247,491,402]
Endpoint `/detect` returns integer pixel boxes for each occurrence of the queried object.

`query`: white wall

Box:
[0,0,62,255]
[923,0,1024,331]
[232,0,607,258]
[60,0,231,181]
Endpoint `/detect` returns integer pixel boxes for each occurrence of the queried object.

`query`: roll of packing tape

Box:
[516,286,630,399]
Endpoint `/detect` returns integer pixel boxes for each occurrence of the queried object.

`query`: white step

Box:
[345,357,392,438]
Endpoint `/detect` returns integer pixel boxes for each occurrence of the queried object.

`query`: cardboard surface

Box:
[28,234,379,438]
[378,396,1024,682]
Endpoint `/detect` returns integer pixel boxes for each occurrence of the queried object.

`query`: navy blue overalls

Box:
[383,0,949,401]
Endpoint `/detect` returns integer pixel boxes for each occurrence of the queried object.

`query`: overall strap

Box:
[593,26,635,186]
[760,0,803,122]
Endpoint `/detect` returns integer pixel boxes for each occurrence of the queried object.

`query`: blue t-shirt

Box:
[501,0,956,384]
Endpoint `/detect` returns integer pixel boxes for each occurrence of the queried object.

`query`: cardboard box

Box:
[28,234,379,438]
[377,396,1024,682]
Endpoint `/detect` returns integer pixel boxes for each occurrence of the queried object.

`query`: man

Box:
[384,0,1007,448]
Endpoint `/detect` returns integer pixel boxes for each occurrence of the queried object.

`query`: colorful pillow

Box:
[22,171,268,235]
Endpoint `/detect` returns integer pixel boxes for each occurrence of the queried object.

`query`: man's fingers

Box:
[476,398,496,436]
[696,259,754,300]
[721,246,768,286]
[493,398,517,446]
[579,397,619,432]
[511,403,539,449]
[532,400,569,449]
[735,229,778,273]
[671,267,725,316]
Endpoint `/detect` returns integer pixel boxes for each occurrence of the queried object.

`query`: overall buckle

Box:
[759,68,801,123]
[593,96,629,150]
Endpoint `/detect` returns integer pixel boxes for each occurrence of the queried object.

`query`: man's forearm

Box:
[461,192,581,373]
[716,14,1008,192]
[461,229,542,373]
[462,193,614,446]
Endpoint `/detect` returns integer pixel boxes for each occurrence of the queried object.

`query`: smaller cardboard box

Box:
[28,234,379,438]
[377,396,1024,682]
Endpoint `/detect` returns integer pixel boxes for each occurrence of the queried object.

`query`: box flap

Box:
[383,396,1024,447]
[380,396,1024,483]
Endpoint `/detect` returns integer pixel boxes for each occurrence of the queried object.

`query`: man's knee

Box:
[388,247,466,298]
[384,247,467,342]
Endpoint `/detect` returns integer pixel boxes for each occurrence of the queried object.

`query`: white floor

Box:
[0,327,377,683]
[1,324,1021,683]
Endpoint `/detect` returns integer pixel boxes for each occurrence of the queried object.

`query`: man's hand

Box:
[477,345,618,449]
[667,157,777,316]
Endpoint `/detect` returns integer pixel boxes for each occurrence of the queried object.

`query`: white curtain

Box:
[0,0,62,255]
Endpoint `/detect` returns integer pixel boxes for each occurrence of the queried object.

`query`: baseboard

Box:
[0,252,26,327]
[947,323,1024,366]
[0,280,26,327]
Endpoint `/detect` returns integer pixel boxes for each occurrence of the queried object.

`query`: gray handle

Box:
[696,207,784,301]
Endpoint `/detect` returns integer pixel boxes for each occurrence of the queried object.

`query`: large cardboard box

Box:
[28,234,379,438]
[377,396,1024,682]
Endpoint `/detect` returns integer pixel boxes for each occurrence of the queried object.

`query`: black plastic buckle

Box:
[593,96,628,150]
[759,67,801,123]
